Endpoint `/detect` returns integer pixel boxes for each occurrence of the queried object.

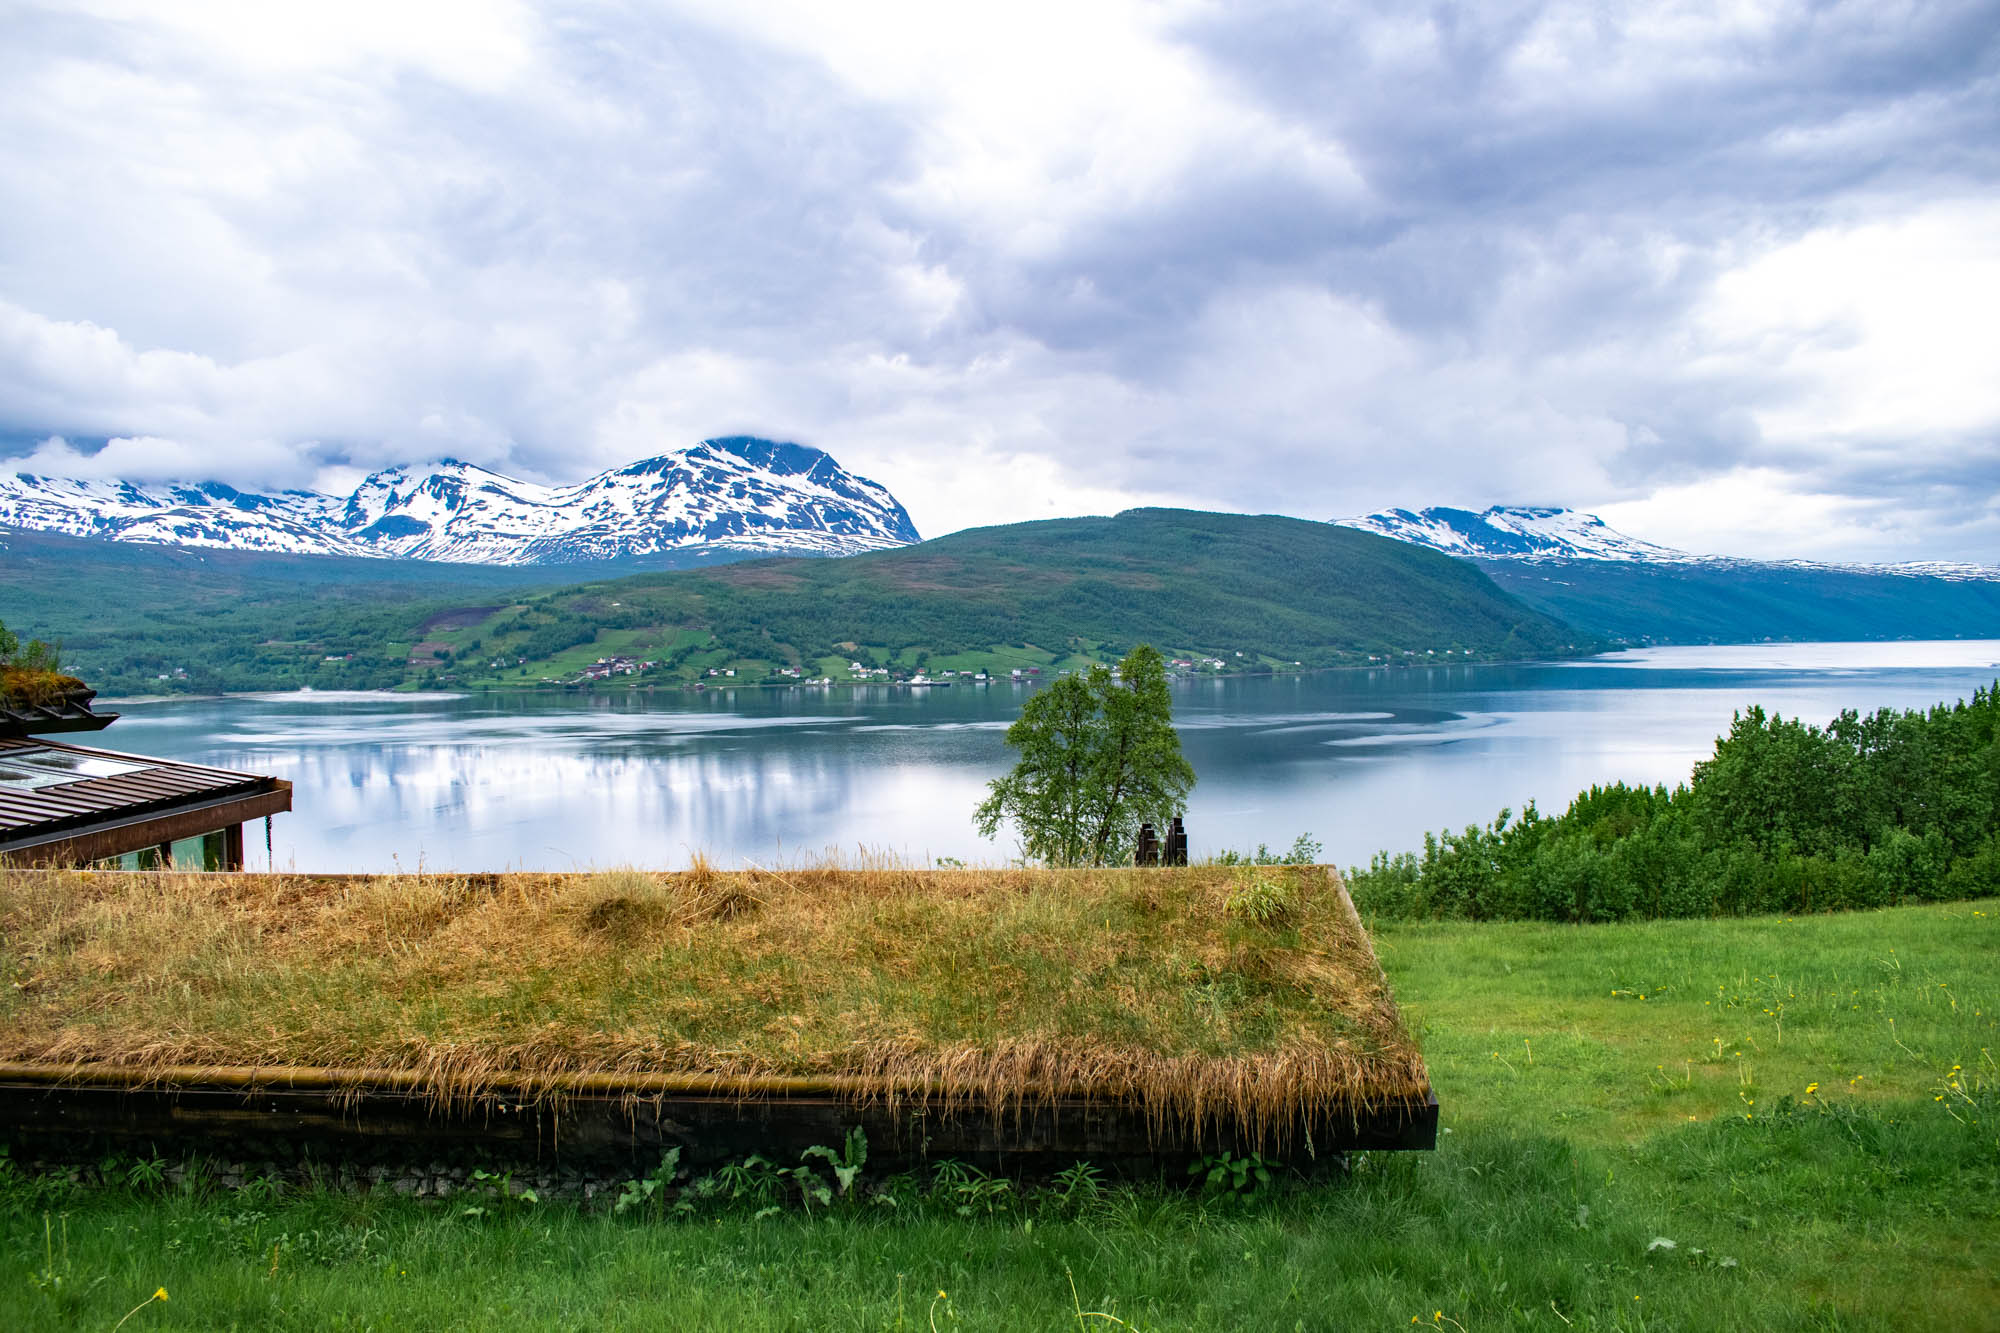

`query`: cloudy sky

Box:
[3,1,1996,563]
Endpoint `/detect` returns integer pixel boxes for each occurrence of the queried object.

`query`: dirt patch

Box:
[713,566,807,590]
[415,606,500,635]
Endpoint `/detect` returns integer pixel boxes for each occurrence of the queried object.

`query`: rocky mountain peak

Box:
[0,438,921,566]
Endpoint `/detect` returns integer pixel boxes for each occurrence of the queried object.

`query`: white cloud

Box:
[10,434,309,488]
[0,0,1993,563]
[65,0,539,88]
[1696,198,2000,444]
[686,0,1368,252]
[1592,467,1978,564]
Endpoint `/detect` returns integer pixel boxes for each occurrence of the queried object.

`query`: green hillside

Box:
[1482,558,2000,644]
[0,530,594,694]
[0,511,1588,694]
[680,507,1580,658]
[428,509,1587,689]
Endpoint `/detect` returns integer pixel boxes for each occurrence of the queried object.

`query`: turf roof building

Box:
[0,685,290,870]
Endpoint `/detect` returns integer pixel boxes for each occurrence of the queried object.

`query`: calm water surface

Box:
[103,641,2000,872]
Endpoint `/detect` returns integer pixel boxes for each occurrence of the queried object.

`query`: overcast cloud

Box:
[2,0,1996,562]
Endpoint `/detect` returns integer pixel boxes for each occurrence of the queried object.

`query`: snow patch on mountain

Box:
[0,438,921,566]
[1336,506,2000,582]
[1336,505,1696,563]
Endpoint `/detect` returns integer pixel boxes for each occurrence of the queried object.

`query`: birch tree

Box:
[974,644,1194,866]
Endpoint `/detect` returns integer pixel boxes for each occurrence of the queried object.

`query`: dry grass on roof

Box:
[0,862,1428,1141]
[0,668,87,709]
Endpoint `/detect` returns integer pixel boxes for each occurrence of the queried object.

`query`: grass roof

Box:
[0,863,1429,1147]
[0,668,87,710]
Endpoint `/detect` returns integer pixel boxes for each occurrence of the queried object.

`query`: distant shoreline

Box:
[91,638,2000,707]
[79,650,1664,705]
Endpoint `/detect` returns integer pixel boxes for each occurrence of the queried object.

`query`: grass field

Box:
[2,898,1993,1330]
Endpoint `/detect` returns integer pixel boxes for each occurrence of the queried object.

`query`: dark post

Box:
[1165,816,1188,866]
[1136,822,1158,867]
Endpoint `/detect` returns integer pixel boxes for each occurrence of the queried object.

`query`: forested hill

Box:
[657,508,1586,668]
[1,509,1588,694]
[1478,558,2000,645]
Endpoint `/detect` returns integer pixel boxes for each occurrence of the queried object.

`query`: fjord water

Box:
[105,641,2000,873]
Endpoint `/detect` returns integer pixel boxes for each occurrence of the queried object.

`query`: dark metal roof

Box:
[0,737,282,846]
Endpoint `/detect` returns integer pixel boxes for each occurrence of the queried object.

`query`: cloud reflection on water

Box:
[106,642,2000,872]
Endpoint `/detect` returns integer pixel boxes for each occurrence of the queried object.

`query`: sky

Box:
[2,1,1997,564]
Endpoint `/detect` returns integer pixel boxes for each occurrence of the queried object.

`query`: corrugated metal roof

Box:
[0,736,282,842]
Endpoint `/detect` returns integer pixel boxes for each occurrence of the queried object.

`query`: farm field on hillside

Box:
[2,898,1992,1330]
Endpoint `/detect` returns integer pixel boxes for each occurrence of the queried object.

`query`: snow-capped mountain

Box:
[1336,505,2000,582]
[1336,506,1697,563]
[0,437,920,565]
[0,476,349,555]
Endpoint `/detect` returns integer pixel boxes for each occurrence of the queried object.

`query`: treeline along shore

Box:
[1349,683,2000,921]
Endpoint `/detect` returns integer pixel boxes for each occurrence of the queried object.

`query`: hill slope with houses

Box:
[1,508,1589,696]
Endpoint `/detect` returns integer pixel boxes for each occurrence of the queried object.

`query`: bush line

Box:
[1348,681,2000,921]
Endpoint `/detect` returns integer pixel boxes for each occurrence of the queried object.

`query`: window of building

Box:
[99,830,226,872]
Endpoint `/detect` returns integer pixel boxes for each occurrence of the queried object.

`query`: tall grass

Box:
[0,862,1426,1138]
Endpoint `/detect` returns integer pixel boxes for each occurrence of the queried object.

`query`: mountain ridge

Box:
[1335,504,2000,582]
[1337,504,1690,564]
[1333,506,2000,643]
[0,436,920,565]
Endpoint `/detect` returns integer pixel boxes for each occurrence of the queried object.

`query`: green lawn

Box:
[454,627,718,687]
[4,900,1993,1331]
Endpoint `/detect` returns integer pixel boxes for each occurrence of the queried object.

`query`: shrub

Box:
[1345,850,1422,917]
[1348,684,2000,923]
